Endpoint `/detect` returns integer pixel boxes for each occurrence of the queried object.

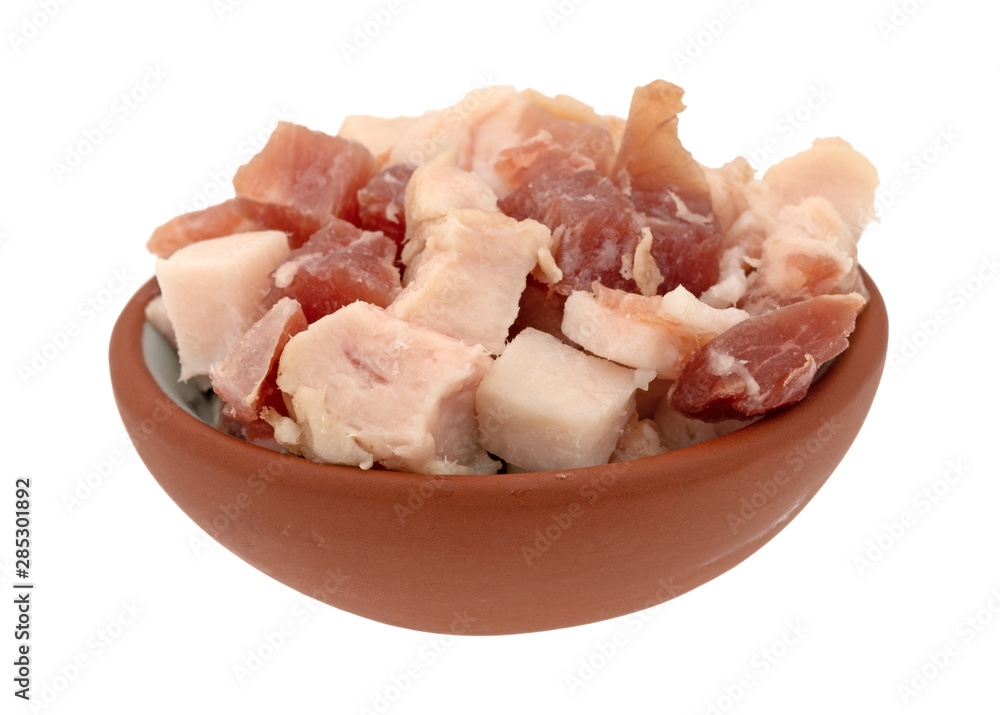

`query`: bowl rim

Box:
[111,268,888,498]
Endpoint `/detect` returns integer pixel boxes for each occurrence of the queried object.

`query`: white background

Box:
[2,0,999,712]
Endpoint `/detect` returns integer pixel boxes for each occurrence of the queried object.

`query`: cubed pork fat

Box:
[155,231,290,380]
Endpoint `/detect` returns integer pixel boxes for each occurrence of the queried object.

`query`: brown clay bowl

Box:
[109,270,888,635]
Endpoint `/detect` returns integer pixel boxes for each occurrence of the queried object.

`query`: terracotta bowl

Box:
[109,270,887,635]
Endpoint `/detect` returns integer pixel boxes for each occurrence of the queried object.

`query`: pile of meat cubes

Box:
[145,80,878,475]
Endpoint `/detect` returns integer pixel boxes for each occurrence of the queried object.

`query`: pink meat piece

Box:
[612,80,714,216]
[761,137,879,238]
[667,293,867,421]
[612,80,723,295]
[357,163,417,249]
[498,146,645,294]
[209,297,308,423]
[635,192,723,299]
[475,95,615,194]
[233,121,378,247]
[146,199,261,258]
[269,301,498,474]
[498,144,720,296]
[265,218,402,324]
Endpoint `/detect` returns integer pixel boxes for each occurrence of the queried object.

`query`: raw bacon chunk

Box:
[404,149,498,228]
[641,210,723,298]
[667,293,867,421]
[476,328,655,471]
[338,114,421,166]
[700,246,753,310]
[340,86,518,170]
[232,122,378,246]
[700,139,877,309]
[612,81,723,295]
[612,80,714,216]
[703,157,755,235]
[499,142,721,296]
[388,208,552,354]
[266,218,401,324]
[267,301,497,475]
[499,146,646,294]
[155,231,290,380]
[146,199,261,258]
[209,297,308,423]
[472,92,615,195]
[761,137,879,239]
[357,163,417,247]
[741,198,856,314]
[400,149,500,268]
[340,87,614,197]
[562,284,749,379]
